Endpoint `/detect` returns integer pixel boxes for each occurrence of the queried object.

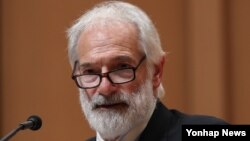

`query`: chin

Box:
[79,79,157,139]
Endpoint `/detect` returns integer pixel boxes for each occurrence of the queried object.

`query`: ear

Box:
[152,56,165,89]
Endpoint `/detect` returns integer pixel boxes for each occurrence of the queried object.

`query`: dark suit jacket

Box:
[87,101,227,141]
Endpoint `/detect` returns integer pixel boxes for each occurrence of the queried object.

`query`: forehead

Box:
[76,20,143,63]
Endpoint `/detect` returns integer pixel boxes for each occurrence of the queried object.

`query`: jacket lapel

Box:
[138,101,176,141]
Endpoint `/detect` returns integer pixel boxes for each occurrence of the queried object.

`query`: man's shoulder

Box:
[138,101,228,141]
[154,101,228,126]
[169,109,228,125]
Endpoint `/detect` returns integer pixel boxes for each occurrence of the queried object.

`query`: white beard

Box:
[79,80,157,140]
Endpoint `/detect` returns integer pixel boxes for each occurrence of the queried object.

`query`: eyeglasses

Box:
[71,55,146,89]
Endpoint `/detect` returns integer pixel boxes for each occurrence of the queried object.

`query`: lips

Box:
[95,102,128,110]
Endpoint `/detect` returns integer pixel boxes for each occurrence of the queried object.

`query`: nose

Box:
[97,75,117,96]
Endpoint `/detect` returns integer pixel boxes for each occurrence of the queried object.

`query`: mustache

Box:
[90,93,131,109]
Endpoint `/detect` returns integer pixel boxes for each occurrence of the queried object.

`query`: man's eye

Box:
[117,63,132,69]
[81,69,97,74]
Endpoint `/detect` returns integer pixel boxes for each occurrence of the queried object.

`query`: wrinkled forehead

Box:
[76,19,144,60]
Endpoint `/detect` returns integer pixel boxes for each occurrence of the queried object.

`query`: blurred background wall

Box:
[0,0,249,140]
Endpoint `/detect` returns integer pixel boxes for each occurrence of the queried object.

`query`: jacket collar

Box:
[138,101,175,141]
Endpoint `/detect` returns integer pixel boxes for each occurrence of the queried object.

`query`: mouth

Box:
[95,102,129,110]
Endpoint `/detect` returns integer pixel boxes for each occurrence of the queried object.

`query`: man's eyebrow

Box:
[78,56,135,68]
[78,62,92,68]
[112,56,135,63]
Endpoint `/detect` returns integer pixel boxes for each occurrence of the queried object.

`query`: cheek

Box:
[135,68,149,84]
[120,84,137,94]
[84,89,96,99]
[122,75,147,94]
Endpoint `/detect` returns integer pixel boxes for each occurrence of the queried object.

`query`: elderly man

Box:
[67,1,227,141]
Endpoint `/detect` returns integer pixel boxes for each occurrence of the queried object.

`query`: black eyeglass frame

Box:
[71,55,146,89]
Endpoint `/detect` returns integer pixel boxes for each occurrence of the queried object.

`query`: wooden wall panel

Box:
[185,0,227,119]
[228,0,250,124]
[0,0,249,141]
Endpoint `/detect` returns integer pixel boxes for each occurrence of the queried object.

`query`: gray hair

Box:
[67,1,165,97]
